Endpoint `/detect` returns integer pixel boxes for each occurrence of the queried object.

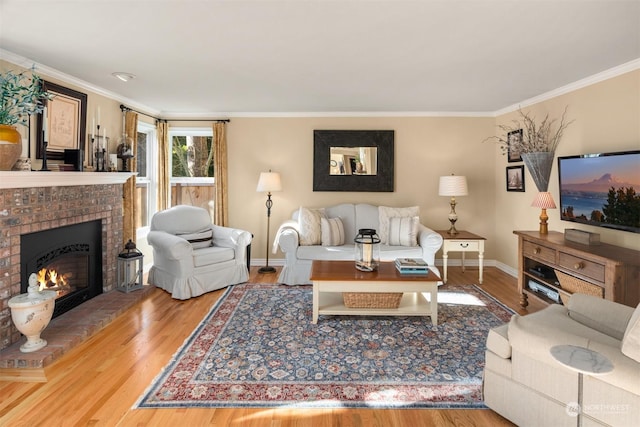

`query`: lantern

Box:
[354,228,380,272]
[116,239,144,293]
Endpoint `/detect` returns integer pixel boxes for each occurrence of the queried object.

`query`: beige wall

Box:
[492,69,640,270]
[4,59,638,272]
[226,116,496,263]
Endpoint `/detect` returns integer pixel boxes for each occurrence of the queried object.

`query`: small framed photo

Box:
[507,129,523,162]
[506,165,525,192]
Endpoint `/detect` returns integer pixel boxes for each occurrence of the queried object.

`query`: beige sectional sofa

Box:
[484,294,640,426]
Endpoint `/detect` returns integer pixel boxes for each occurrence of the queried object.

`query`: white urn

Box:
[8,273,57,353]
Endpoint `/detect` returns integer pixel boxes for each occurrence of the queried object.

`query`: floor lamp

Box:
[438,174,468,235]
[256,170,282,273]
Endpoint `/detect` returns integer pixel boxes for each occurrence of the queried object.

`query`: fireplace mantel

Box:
[0,171,134,189]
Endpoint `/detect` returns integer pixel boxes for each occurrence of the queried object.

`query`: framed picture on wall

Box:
[507,129,523,162]
[36,81,87,161]
[506,165,525,192]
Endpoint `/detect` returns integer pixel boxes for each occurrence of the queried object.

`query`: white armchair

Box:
[147,205,252,300]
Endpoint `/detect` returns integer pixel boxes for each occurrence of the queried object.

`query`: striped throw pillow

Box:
[178,229,214,249]
[387,216,419,246]
[321,217,345,246]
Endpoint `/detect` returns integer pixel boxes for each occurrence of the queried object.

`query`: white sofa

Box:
[273,203,443,285]
[147,205,252,299]
[484,294,640,427]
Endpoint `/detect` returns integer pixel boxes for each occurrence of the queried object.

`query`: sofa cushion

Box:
[192,246,235,267]
[621,303,640,363]
[178,229,213,249]
[568,293,634,341]
[321,217,345,246]
[298,207,324,245]
[388,216,419,246]
[297,244,355,260]
[378,206,420,244]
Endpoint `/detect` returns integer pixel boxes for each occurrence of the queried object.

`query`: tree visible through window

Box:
[172,135,214,177]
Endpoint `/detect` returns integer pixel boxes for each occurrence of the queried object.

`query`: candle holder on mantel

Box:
[94,125,108,172]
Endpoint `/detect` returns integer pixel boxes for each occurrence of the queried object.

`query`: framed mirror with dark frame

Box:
[313,130,394,192]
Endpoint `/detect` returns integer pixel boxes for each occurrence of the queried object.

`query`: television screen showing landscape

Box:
[558,151,640,234]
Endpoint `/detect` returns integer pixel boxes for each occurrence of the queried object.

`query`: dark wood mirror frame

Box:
[313,130,394,192]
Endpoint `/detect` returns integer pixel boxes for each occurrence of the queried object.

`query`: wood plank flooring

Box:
[0,266,544,426]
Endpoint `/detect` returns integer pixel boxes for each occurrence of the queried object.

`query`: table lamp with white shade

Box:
[439,174,468,235]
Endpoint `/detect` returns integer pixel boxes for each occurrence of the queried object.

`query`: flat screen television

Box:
[558,150,640,234]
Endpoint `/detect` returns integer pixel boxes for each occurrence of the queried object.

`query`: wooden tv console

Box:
[514,230,640,308]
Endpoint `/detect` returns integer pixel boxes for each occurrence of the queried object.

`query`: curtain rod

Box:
[119,105,230,123]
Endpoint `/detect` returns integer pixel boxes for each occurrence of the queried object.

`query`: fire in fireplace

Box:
[21,220,103,318]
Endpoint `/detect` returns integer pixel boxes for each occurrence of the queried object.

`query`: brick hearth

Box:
[0,284,154,376]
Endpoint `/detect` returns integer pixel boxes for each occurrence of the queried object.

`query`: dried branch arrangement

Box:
[484,106,574,155]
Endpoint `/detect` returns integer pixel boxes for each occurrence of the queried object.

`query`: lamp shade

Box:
[531,191,556,209]
[439,175,468,197]
[256,171,282,193]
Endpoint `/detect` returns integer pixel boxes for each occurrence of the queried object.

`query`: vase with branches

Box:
[485,106,574,191]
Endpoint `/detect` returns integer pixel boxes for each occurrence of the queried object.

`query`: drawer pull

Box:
[574,262,585,270]
[533,247,541,255]
[460,243,469,248]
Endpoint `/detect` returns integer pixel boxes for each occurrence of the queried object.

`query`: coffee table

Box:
[310,260,440,325]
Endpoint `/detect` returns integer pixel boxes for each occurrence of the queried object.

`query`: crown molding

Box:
[0,49,161,118]
[3,48,638,119]
[494,58,640,117]
[162,111,494,119]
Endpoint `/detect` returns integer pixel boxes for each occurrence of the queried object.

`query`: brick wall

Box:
[0,184,123,351]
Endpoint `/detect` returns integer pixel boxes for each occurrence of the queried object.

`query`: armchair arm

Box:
[211,225,252,250]
[418,224,444,266]
[147,230,192,260]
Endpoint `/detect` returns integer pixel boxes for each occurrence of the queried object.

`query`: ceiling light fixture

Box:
[111,72,136,82]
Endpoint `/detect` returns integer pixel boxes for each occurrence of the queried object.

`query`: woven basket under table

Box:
[342,292,403,308]
[555,270,604,305]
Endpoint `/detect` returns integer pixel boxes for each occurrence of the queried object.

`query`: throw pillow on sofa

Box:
[177,229,214,249]
[388,216,419,246]
[378,206,420,244]
[321,217,345,246]
[622,302,640,363]
[298,207,325,246]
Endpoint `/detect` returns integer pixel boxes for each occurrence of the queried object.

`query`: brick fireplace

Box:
[0,172,131,352]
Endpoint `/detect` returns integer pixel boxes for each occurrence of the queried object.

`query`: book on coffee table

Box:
[395,258,429,274]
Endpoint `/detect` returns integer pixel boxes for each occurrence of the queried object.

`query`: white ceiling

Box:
[1,0,639,117]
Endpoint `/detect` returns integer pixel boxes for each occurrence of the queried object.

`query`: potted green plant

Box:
[485,107,574,191]
[0,67,51,170]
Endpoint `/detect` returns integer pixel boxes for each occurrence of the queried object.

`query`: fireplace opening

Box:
[21,220,103,318]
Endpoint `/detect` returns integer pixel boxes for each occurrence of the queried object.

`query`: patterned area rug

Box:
[136,283,513,409]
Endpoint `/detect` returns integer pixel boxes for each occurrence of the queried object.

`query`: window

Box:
[169,128,215,210]
[136,122,156,237]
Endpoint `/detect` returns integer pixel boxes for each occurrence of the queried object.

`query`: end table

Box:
[436,230,486,284]
[550,345,613,426]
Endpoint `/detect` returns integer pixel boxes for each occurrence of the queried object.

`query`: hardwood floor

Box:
[0,266,544,426]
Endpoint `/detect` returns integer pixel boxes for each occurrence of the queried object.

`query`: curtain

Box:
[122,111,138,245]
[213,121,228,226]
[156,120,169,211]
